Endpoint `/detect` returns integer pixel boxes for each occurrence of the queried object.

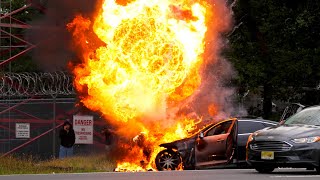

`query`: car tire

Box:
[155,149,182,171]
[254,166,275,173]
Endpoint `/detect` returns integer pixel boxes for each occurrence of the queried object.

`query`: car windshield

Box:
[284,107,320,126]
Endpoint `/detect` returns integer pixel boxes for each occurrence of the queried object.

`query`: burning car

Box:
[155,118,277,170]
[247,105,320,174]
[67,0,241,171]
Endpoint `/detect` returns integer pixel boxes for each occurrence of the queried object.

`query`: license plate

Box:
[261,151,274,160]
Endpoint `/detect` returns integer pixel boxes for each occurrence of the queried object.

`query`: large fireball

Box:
[68,0,231,171]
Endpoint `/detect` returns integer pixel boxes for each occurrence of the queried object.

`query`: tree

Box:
[227,0,320,119]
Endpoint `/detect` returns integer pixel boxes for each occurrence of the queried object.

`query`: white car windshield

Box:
[284,107,320,126]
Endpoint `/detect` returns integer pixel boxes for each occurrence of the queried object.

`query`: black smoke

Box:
[26,0,100,71]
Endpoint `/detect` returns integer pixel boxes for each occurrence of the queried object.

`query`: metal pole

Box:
[0,0,4,153]
[52,95,56,158]
[8,0,12,152]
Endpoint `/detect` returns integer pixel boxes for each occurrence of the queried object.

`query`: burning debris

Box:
[67,0,232,171]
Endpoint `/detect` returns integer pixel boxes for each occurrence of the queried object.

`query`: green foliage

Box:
[227,0,320,113]
[0,155,116,174]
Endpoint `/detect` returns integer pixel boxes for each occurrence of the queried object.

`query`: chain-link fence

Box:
[0,98,75,158]
[0,72,106,159]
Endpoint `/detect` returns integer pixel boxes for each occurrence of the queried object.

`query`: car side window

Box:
[238,121,273,134]
[262,122,276,127]
[206,121,232,136]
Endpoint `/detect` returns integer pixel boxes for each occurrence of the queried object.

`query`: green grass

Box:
[0,155,116,175]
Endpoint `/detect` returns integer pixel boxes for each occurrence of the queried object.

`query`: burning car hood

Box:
[160,136,196,150]
[255,124,320,140]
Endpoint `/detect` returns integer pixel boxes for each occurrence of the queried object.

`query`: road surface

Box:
[1,169,320,180]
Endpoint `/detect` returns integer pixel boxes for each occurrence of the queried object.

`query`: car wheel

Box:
[254,166,275,173]
[155,149,182,171]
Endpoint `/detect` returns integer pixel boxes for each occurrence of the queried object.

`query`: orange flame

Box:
[67,0,229,171]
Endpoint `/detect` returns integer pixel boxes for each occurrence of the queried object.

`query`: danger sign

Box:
[73,115,94,144]
[16,123,30,139]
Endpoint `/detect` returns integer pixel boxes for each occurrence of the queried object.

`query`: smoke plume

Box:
[179,0,243,123]
[26,0,100,71]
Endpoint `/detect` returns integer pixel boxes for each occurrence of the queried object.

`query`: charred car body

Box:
[155,118,277,170]
[247,106,320,173]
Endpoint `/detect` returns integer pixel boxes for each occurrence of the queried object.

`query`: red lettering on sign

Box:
[76,131,92,135]
[74,119,93,126]
[79,136,88,140]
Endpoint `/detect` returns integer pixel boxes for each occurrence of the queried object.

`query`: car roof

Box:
[302,105,320,111]
[200,117,277,129]
[237,118,278,125]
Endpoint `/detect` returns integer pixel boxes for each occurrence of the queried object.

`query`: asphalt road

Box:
[1,169,320,180]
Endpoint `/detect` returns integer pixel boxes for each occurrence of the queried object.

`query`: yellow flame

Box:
[68,0,210,171]
[72,0,207,122]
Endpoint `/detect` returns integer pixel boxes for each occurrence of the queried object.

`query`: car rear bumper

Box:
[247,147,320,168]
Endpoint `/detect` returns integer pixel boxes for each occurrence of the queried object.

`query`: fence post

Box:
[52,95,57,158]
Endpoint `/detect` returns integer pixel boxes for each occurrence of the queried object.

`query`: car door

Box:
[195,118,237,167]
[237,120,274,162]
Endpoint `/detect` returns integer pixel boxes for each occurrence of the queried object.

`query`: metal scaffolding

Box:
[0,0,82,158]
[0,0,108,159]
[0,0,40,67]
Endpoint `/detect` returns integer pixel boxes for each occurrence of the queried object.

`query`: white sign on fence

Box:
[16,123,30,138]
[73,115,93,144]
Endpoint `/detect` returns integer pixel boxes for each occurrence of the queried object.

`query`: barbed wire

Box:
[0,71,75,97]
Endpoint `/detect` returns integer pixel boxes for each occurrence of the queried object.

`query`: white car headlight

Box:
[291,136,320,144]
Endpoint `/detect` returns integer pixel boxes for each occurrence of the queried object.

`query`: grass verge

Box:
[0,154,116,175]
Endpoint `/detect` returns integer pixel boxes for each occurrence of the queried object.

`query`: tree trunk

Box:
[262,83,273,119]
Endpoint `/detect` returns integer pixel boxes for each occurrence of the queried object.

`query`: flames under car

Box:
[155,118,277,170]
